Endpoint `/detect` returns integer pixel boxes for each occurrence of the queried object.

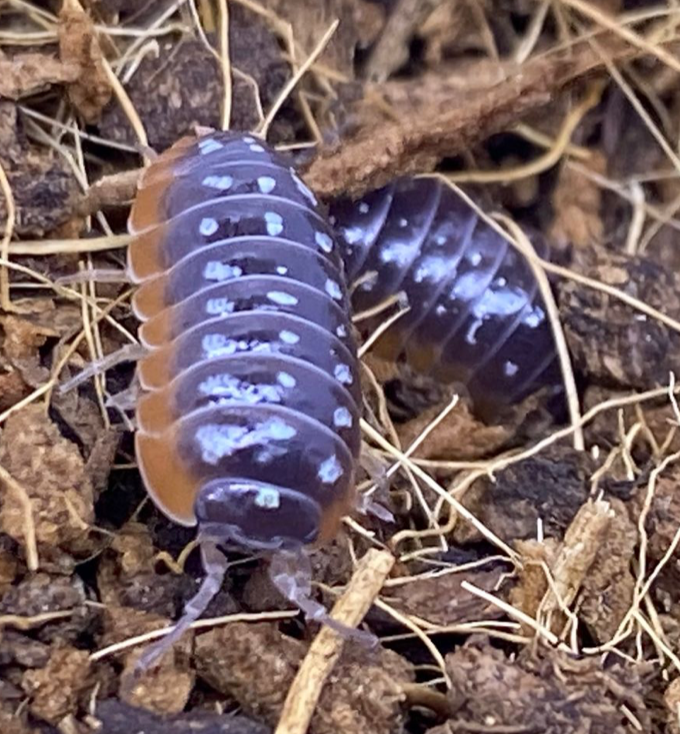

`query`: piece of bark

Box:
[385,561,510,626]
[0,52,78,100]
[0,405,95,564]
[578,498,637,641]
[0,102,79,237]
[98,5,293,151]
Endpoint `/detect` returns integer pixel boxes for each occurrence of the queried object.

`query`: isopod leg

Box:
[134,540,228,674]
[59,343,148,394]
[55,268,131,285]
[269,548,377,647]
[356,446,395,524]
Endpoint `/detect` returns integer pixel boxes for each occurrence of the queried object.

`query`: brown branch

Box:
[304,36,636,198]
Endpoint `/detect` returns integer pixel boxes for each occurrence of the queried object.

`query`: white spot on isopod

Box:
[325,279,342,300]
[202,174,234,190]
[205,297,235,315]
[279,330,300,344]
[203,261,243,281]
[249,143,265,152]
[257,176,276,194]
[504,361,519,377]
[318,454,343,483]
[267,291,298,306]
[315,231,333,253]
[254,487,280,509]
[276,266,288,275]
[199,217,219,236]
[379,242,415,266]
[195,418,297,465]
[524,308,543,328]
[359,202,369,214]
[198,138,223,155]
[264,211,284,236]
[198,373,282,404]
[334,363,352,385]
[333,407,352,428]
[341,226,364,245]
[277,371,296,388]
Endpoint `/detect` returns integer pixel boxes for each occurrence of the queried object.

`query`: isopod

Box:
[125,130,366,667]
[328,177,562,417]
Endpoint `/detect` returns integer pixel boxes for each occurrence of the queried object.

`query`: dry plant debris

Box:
[5,1,680,733]
[58,1,112,123]
[0,102,79,237]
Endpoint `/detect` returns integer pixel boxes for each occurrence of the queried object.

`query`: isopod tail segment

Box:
[122,128,373,673]
[328,177,564,421]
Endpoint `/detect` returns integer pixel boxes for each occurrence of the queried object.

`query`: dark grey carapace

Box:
[328,177,562,417]
[126,131,366,667]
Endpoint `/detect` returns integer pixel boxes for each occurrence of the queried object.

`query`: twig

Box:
[361,418,520,562]
[4,234,130,256]
[274,549,394,734]
[0,610,76,630]
[90,610,299,661]
[0,463,39,571]
[373,597,451,686]
[100,56,149,155]
[495,214,584,450]
[461,580,569,649]
[0,160,16,312]
[257,19,339,140]
[560,0,680,75]
[448,79,605,184]
[217,0,232,129]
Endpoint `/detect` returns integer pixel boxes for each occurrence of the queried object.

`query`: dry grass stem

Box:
[0,463,39,571]
[0,160,16,313]
[274,549,395,734]
[217,0,232,129]
[257,19,340,140]
[91,610,299,661]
